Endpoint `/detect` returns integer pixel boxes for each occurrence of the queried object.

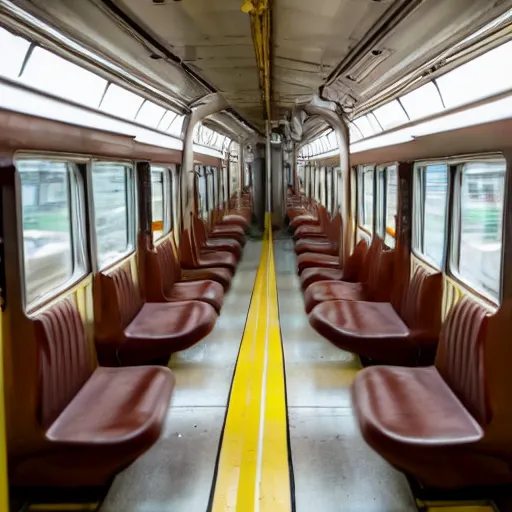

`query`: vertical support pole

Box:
[266,120,272,213]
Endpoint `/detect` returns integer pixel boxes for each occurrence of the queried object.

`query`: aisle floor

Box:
[100,241,262,512]
[274,237,417,512]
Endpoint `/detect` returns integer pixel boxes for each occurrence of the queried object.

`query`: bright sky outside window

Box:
[168,114,185,137]
[20,47,108,108]
[353,116,376,138]
[158,110,177,131]
[437,40,512,109]
[99,83,144,119]
[373,100,409,130]
[0,27,30,79]
[136,100,166,128]
[400,82,444,120]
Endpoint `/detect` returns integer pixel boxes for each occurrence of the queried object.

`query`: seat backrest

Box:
[326,213,342,246]
[400,266,443,337]
[359,236,382,283]
[192,215,208,246]
[34,299,94,429]
[145,237,179,301]
[366,248,395,302]
[436,297,491,426]
[179,228,199,267]
[95,262,143,342]
[342,238,368,282]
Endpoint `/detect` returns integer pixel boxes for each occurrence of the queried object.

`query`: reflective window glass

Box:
[385,165,398,248]
[20,47,107,108]
[99,83,144,119]
[437,41,512,109]
[353,116,376,138]
[0,27,30,79]
[373,100,409,130]
[358,166,374,232]
[92,162,134,268]
[151,168,165,241]
[414,163,448,268]
[455,161,505,300]
[400,82,444,120]
[136,101,166,128]
[18,159,83,305]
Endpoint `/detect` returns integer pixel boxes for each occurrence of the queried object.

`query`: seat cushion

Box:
[221,214,250,230]
[212,224,245,237]
[352,365,491,488]
[293,224,325,240]
[309,300,420,365]
[295,238,337,256]
[304,281,366,313]
[300,267,344,291]
[290,214,318,229]
[13,366,174,487]
[297,252,341,274]
[123,301,217,363]
[181,267,233,291]
[167,280,224,313]
[198,250,237,271]
[202,239,242,261]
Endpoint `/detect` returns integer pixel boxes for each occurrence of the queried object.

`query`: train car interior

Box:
[1,0,512,510]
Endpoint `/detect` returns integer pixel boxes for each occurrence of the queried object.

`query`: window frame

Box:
[15,152,90,312]
[150,164,173,242]
[448,156,506,303]
[90,159,137,271]
[357,164,376,235]
[412,160,450,270]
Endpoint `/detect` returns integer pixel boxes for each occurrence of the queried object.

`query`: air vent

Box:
[345,48,392,83]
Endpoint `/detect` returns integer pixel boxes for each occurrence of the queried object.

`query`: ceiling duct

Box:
[345,48,393,83]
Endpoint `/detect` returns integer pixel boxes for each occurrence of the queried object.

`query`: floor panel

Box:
[99,241,262,512]
[274,237,416,512]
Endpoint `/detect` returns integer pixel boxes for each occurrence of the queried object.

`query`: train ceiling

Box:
[8,0,512,133]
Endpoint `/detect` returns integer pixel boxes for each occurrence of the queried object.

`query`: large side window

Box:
[206,167,214,215]
[358,166,374,233]
[376,167,386,238]
[196,166,208,221]
[18,158,86,307]
[92,162,135,269]
[212,167,219,211]
[414,163,448,268]
[151,166,172,241]
[385,165,398,247]
[452,160,505,300]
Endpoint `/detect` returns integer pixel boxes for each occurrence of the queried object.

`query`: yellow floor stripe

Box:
[211,214,292,511]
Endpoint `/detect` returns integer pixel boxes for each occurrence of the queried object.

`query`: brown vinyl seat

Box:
[309,266,443,365]
[352,297,512,489]
[145,237,224,313]
[180,228,237,272]
[293,206,329,240]
[192,216,242,261]
[220,213,250,231]
[209,224,246,247]
[294,213,342,256]
[300,238,368,291]
[304,239,393,313]
[95,260,218,366]
[165,236,232,291]
[10,299,175,488]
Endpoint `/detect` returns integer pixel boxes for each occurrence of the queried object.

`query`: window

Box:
[358,166,374,232]
[206,167,214,214]
[376,168,386,238]
[99,84,144,119]
[320,168,326,206]
[18,159,86,306]
[212,167,219,211]
[0,27,30,79]
[373,100,409,131]
[385,166,398,248]
[453,160,505,300]
[196,166,208,221]
[20,47,107,108]
[92,162,134,268]
[326,168,333,212]
[414,163,448,268]
[151,167,172,241]
[400,82,444,121]
[136,101,166,129]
